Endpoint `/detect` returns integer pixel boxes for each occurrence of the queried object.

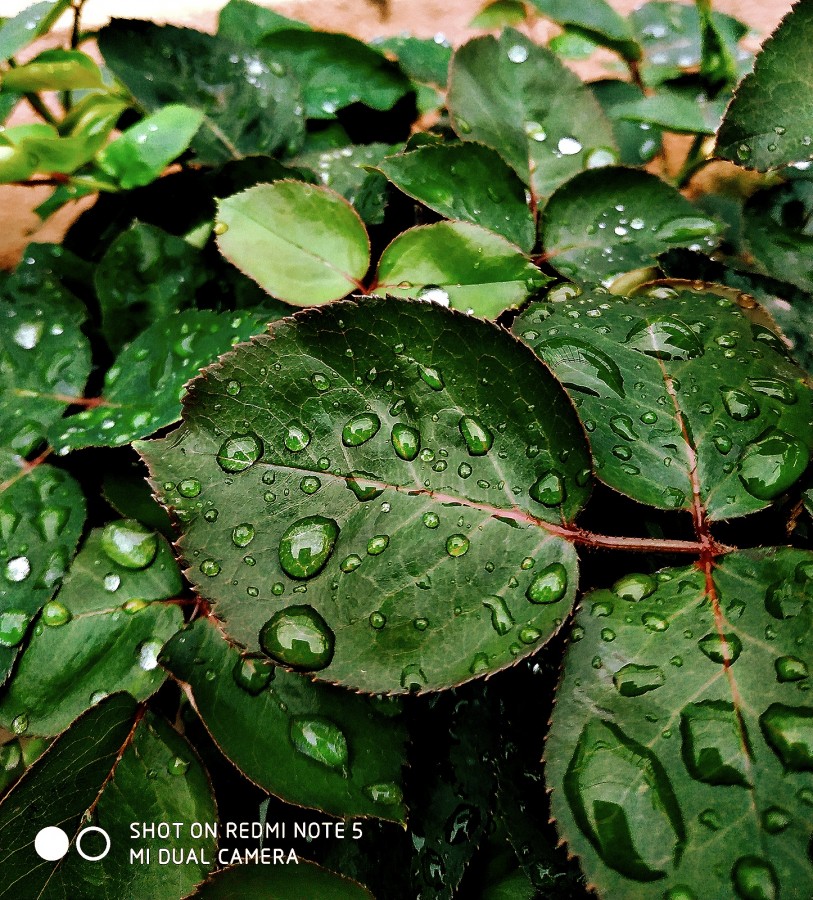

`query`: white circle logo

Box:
[34,826,70,861]
[76,826,111,862]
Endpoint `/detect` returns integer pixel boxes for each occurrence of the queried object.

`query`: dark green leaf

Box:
[138,298,589,693]
[162,617,407,821]
[515,283,813,518]
[527,0,641,61]
[374,35,452,88]
[218,0,310,44]
[375,143,536,251]
[51,309,269,451]
[547,549,813,899]
[540,167,720,283]
[0,1,70,61]
[216,182,370,305]
[447,30,617,199]
[589,80,663,166]
[192,861,373,899]
[94,223,207,352]
[0,456,85,686]
[0,524,182,736]
[375,221,548,317]
[98,20,305,165]
[260,30,410,120]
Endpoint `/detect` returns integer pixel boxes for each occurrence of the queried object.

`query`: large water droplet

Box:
[525,562,568,604]
[284,422,311,453]
[458,416,493,456]
[342,413,381,447]
[101,520,158,570]
[775,655,809,682]
[759,703,813,771]
[259,605,335,671]
[609,414,639,442]
[391,423,421,461]
[697,632,742,664]
[289,717,348,772]
[613,573,656,602]
[564,720,685,881]
[738,429,808,500]
[446,534,470,557]
[177,478,201,498]
[0,610,30,647]
[278,516,339,579]
[232,523,255,547]
[680,700,751,786]
[216,432,263,473]
[41,600,71,628]
[529,471,565,506]
[613,664,665,697]
[137,639,163,671]
[418,364,444,391]
[720,388,759,421]
[483,596,514,635]
[747,377,797,405]
[232,656,273,695]
[537,337,625,397]
[625,316,703,361]
[4,556,30,583]
[731,856,778,900]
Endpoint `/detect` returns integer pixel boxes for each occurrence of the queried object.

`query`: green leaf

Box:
[546,549,813,899]
[50,309,269,452]
[540,167,721,283]
[0,0,70,61]
[375,143,536,251]
[515,283,813,518]
[96,104,204,190]
[717,1,813,171]
[470,0,529,30]
[0,697,217,899]
[630,1,748,87]
[447,30,618,199]
[138,298,590,693]
[0,457,85,686]
[98,20,305,165]
[216,182,370,305]
[93,222,206,353]
[162,617,407,821]
[373,35,452,88]
[218,0,310,44]
[260,30,410,120]
[549,29,599,60]
[290,143,394,226]
[1,49,102,92]
[102,456,174,540]
[0,289,90,456]
[192,861,373,899]
[0,524,182,737]
[0,121,108,180]
[742,181,813,292]
[612,87,726,135]
[589,80,663,166]
[375,221,548,317]
[527,0,641,61]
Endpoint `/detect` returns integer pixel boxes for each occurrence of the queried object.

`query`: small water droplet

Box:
[613,663,665,697]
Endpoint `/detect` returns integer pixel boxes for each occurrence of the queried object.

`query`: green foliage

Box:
[2,1,813,897]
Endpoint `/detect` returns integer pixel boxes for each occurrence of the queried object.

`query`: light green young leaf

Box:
[547,549,813,899]
[162,618,407,822]
[216,181,370,306]
[447,29,617,199]
[0,0,70,62]
[470,0,529,30]
[1,49,102,92]
[375,143,536,251]
[138,298,590,694]
[540,167,721,283]
[527,0,641,61]
[50,309,270,452]
[375,221,548,318]
[515,283,813,519]
[96,104,205,190]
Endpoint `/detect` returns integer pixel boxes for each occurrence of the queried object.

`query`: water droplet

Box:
[640,411,657,425]
[680,700,750,786]
[601,628,616,641]
[720,388,759,421]
[414,617,429,631]
[346,472,383,502]
[613,573,656,602]
[300,476,321,495]
[422,512,440,529]
[137,639,163,671]
[418,364,444,391]
[664,886,697,900]
[713,434,733,455]
[278,516,339,579]
[225,379,241,396]
[765,579,805,620]
[731,856,778,900]
[654,216,718,243]
[311,373,330,392]
[364,782,402,805]
[232,523,255,547]
[610,414,639,441]
[775,655,809,682]
[101,520,158,570]
[557,136,582,155]
[586,147,617,168]
[525,563,568,604]
[483,596,514,635]
[738,429,808,500]
[341,554,362,573]
[232,656,273,694]
[0,610,30,647]
[284,422,311,453]
[103,573,121,592]
[613,663,665,697]
[200,559,221,577]
[507,43,529,63]
[369,610,386,629]
[759,703,813,771]
[625,317,703,361]
[289,717,348,772]
[698,632,742,664]
[446,534,470,557]
[642,613,668,632]
[391,423,421,461]
[698,808,722,830]
[458,462,472,479]
[458,416,493,456]
[761,806,791,834]
[216,432,263,473]
[41,601,70,627]
[367,534,390,555]
[563,721,684,881]
[748,377,796,405]
[11,714,28,735]
[4,556,30,582]
[342,413,381,447]
[529,471,565,506]
[177,478,201,498]
[537,337,625,397]
[400,662,426,691]
[259,605,335,671]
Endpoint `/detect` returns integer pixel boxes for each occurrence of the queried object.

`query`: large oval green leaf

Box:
[138,298,591,693]
[161,618,407,822]
[515,283,813,519]
[216,182,370,306]
[447,29,617,200]
[547,549,813,899]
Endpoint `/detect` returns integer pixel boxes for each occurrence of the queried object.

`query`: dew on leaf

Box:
[719,388,759,421]
[259,605,335,671]
[624,316,703,361]
[731,856,778,900]
[609,414,639,441]
[680,700,751,786]
[300,476,321,495]
[759,703,813,771]
[422,512,440,529]
[483,596,514,635]
[369,611,386,629]
[458,415,493,456]
[200,559,221,577]
[137,639,164,671]
[101,520,158,570]
[232,656,273,695]
[289,717,348,772]
[613,573,656,602]
[400,662,427,691]
[446,534,470,557]
[177,478,201,498]
[216,432,263,473]
[391,423,421,460]
[529,471,565,506]
[4,556,31,583]
[738,430,808,500]
[613,663,665,697]
[346,472,384,502]
[525,563,568,604]
[367,535,390,556]
[697,632,742,664]
[342,412,381,447]
[0,610,30,647]
[364,782,402,805]
[41,601,71,627]
[278,516,339,579]
[775,655,808,682]
[232,523,255,547]
[341,554,362,573]
[284,422,311,453]
[537,337,625,397]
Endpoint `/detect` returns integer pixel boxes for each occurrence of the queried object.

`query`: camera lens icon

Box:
[34,826,111,862]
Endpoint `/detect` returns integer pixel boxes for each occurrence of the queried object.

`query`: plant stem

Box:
[673,133,711,188]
